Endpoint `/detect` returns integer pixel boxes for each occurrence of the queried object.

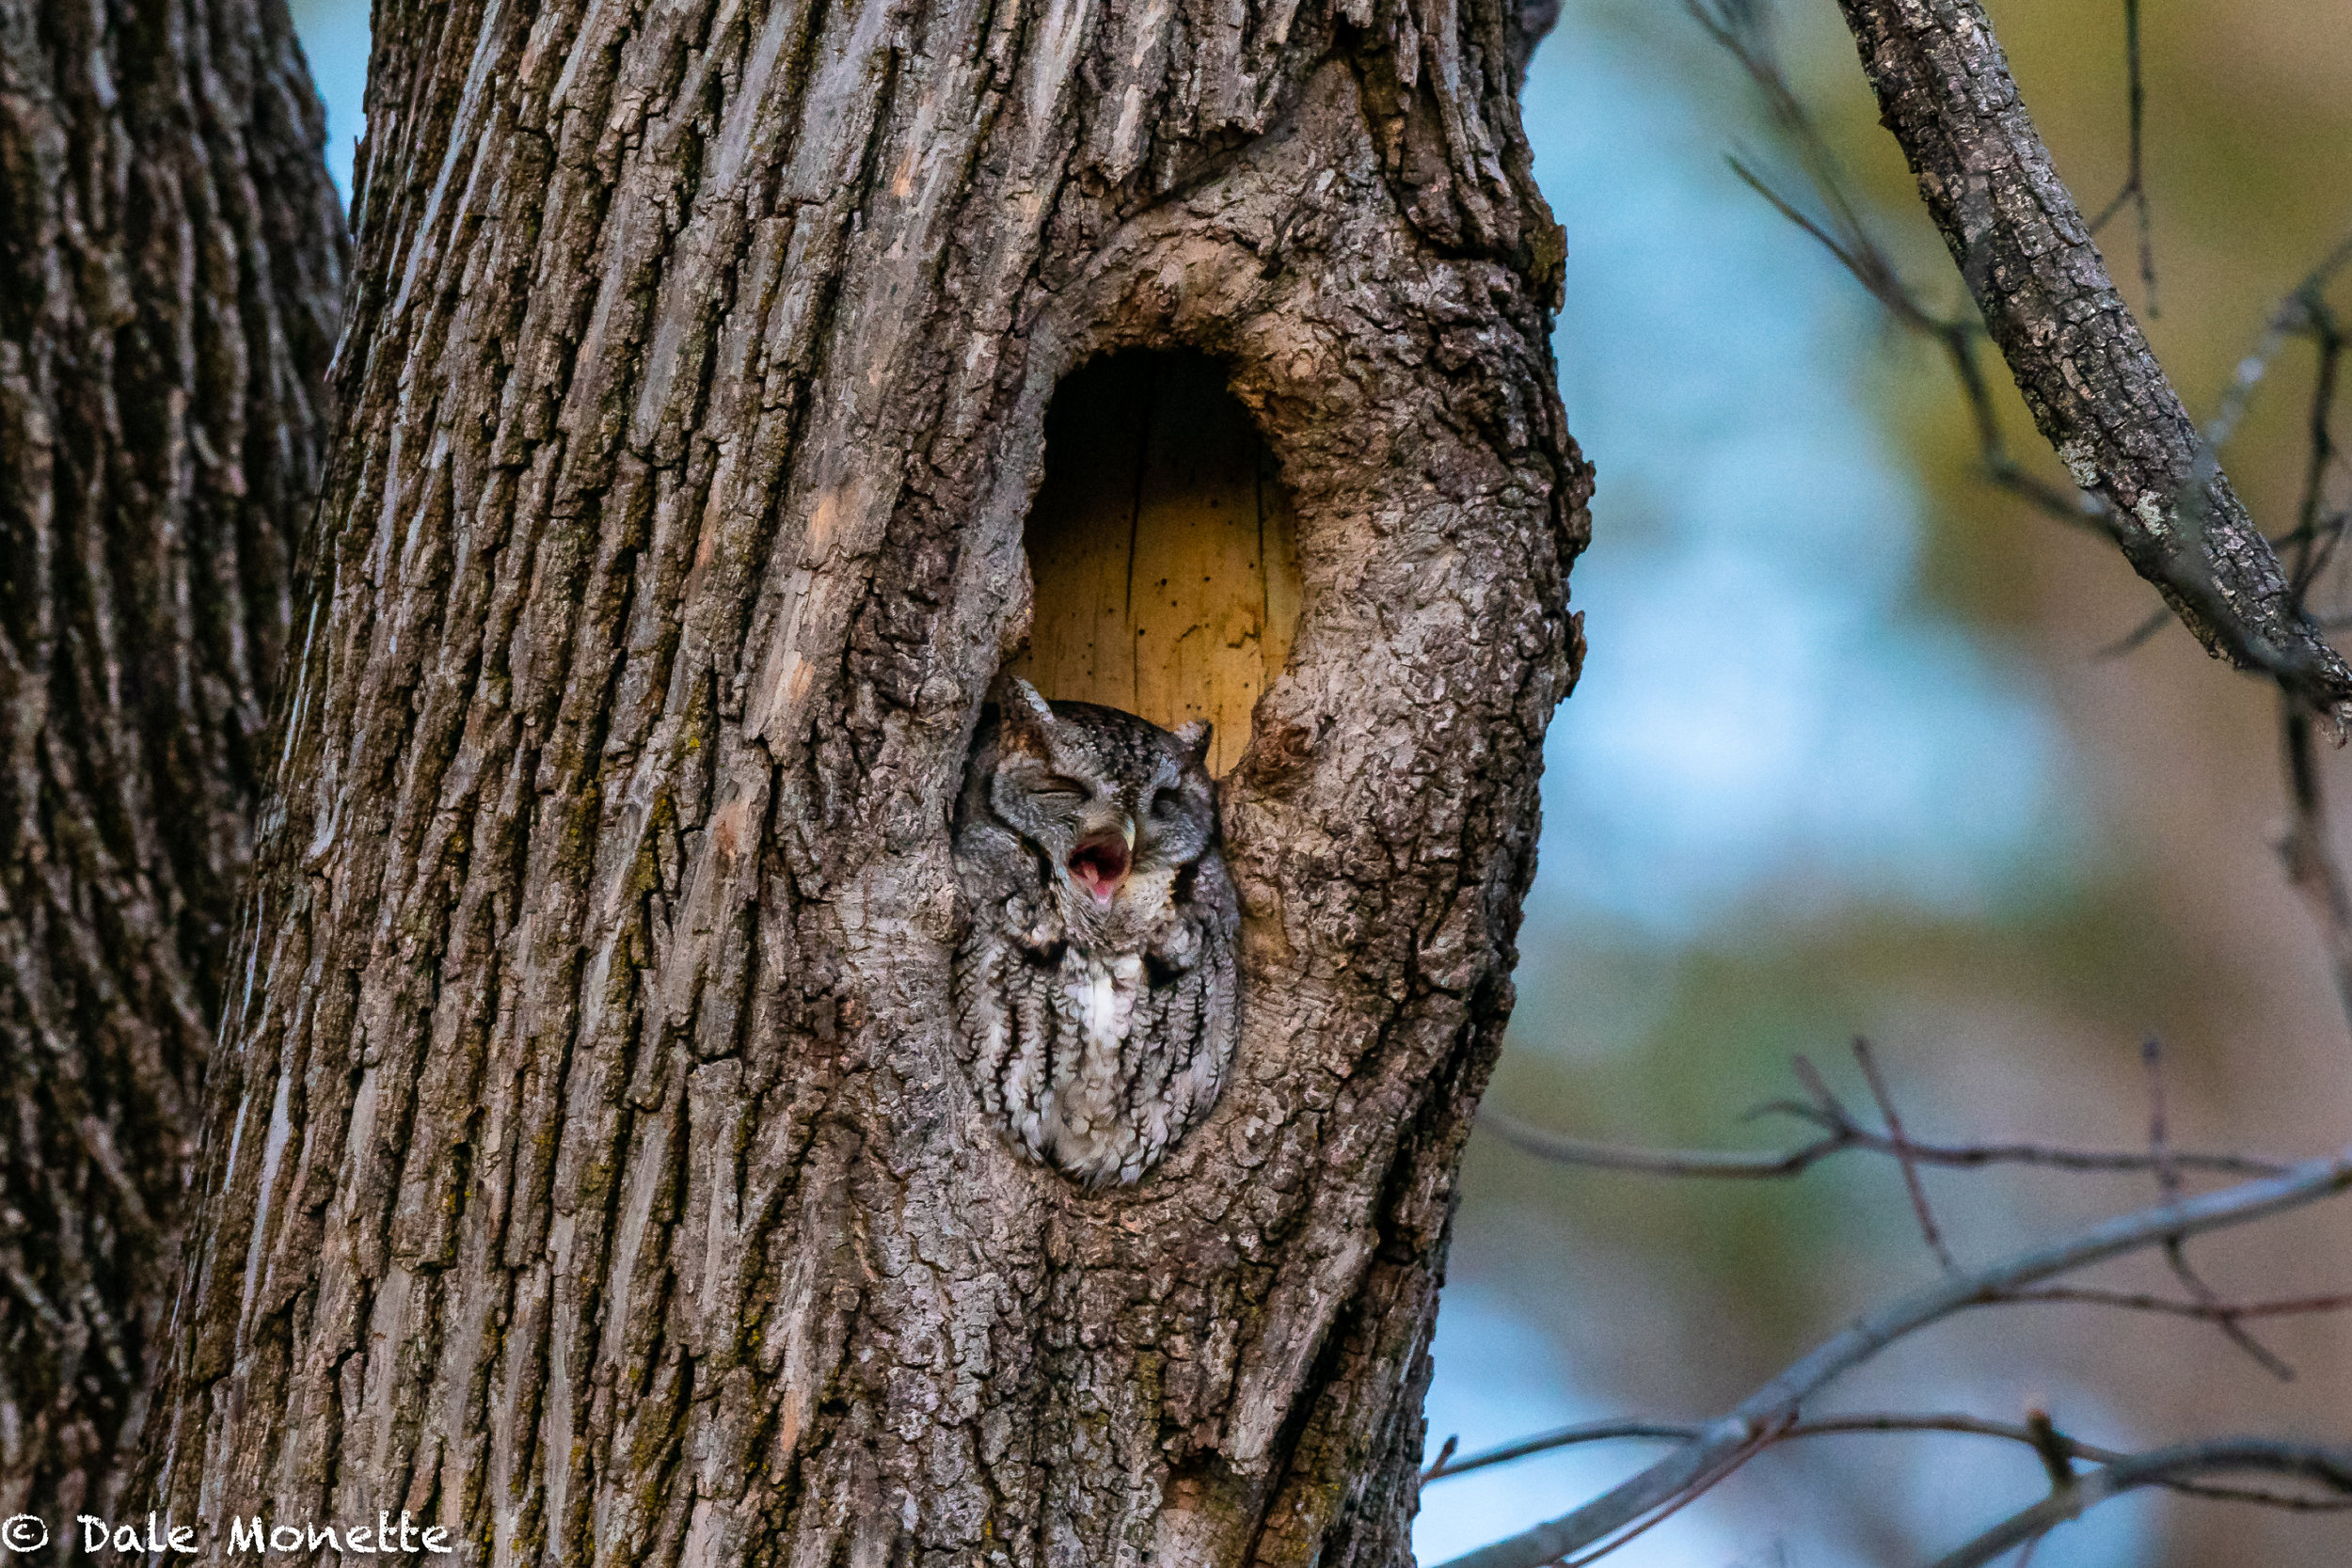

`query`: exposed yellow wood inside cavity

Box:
[1010,353,1301,778]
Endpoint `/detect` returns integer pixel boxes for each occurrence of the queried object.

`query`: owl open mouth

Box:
[1067,835,1132,906]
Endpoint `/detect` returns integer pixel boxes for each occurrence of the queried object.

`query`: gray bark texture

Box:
[140,0,1591,1560]
[1834,0,2352,714]
[0,0,345,1524]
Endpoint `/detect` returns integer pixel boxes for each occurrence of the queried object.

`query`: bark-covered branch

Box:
[1434,1144,2352,1568]
[1827,0,2352,714]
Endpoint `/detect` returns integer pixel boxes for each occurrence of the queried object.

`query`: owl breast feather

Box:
[953,906,1234,1188]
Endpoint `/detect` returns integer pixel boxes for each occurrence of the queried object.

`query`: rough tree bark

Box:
[0,0,345,1524]
[141,0,1588,1561]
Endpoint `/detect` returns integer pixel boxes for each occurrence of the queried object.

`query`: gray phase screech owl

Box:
[951,679,1240,1187]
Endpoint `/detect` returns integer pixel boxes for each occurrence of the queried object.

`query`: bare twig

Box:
[2283,703,2352,1037]
[2024,1406,2075,1490]
[1480,1118,1836,1179]
[1930,1439,2352,1568]
[1483,1051,2288,1186]
[1791,1415,2352,1513]
[2085,0,2156,313]
[2094,605,2175,659]
[1482,1110,2286,1182]
[2142,1037,2181,1204]
[2139,1039,2296,1378]
[2018,1405,2097,1568]
[1423,1420,1700,1482]
[2205,231,2352,454]
[2009,1285,2352,1324]
[1425,1408,2352,1514]
[2284,301,2345,598]
[2273,296,2352,1039]
[1852,1037,1953,1269]
[1433,1147,2352,1568]
[1550,1418,1791,1567]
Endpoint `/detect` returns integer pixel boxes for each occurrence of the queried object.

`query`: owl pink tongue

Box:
[1068,837,1132,907]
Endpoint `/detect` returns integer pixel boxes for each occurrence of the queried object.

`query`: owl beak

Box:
[1067,827,1133,908]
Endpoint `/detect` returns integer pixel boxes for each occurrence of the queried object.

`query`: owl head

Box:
[970,678,1217,927]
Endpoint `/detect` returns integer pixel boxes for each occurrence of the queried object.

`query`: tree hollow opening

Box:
[1009,350,1302,778]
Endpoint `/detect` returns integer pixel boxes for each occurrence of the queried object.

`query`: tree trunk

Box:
[0,0,345,1525]
[145,0,1587,1559]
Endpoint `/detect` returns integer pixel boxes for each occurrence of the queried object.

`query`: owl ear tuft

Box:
[995,676,1059,744]
[1172,719,1213,761]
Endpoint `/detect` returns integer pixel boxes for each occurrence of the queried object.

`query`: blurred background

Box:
[284,0,2352,1561]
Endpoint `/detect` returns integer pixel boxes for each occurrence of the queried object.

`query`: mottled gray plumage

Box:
[951,679,1240,1186]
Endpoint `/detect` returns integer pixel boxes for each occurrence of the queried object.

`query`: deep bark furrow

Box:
[0,0,346,1522]
[149,0,1586,1560]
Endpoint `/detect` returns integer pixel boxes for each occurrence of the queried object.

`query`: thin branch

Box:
[1788,1415,2352,1513]
[2284,301,2345,600]
[1724,158,1897,319]
[2274,299,2352,1041]
[1424,1421,1698,1482]
[1853,1037,1953,1269]
[2204,230,2352,454]
[2141,1038,2295,1378]
[1482,1111,2287,1182]
[2142,1036,2181,1203]
[1550,1418,1789,1567]
[1426,1409,2352,1513]
[2024,1406,2075,1490]
[2085,0,2156,313]
[1708,2,2352,706]
[2095,605,2175,658]
[1482,1062,2290,1185]
[1530,1417,1809,1568]
[2283,703,2352,1039]
[1482,1117,1840,1179]
[1433,1146,2352,1568]
[1930,1439,2352,1568]
[2010,1285,2352,1324]
[1690,0,1886,288]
